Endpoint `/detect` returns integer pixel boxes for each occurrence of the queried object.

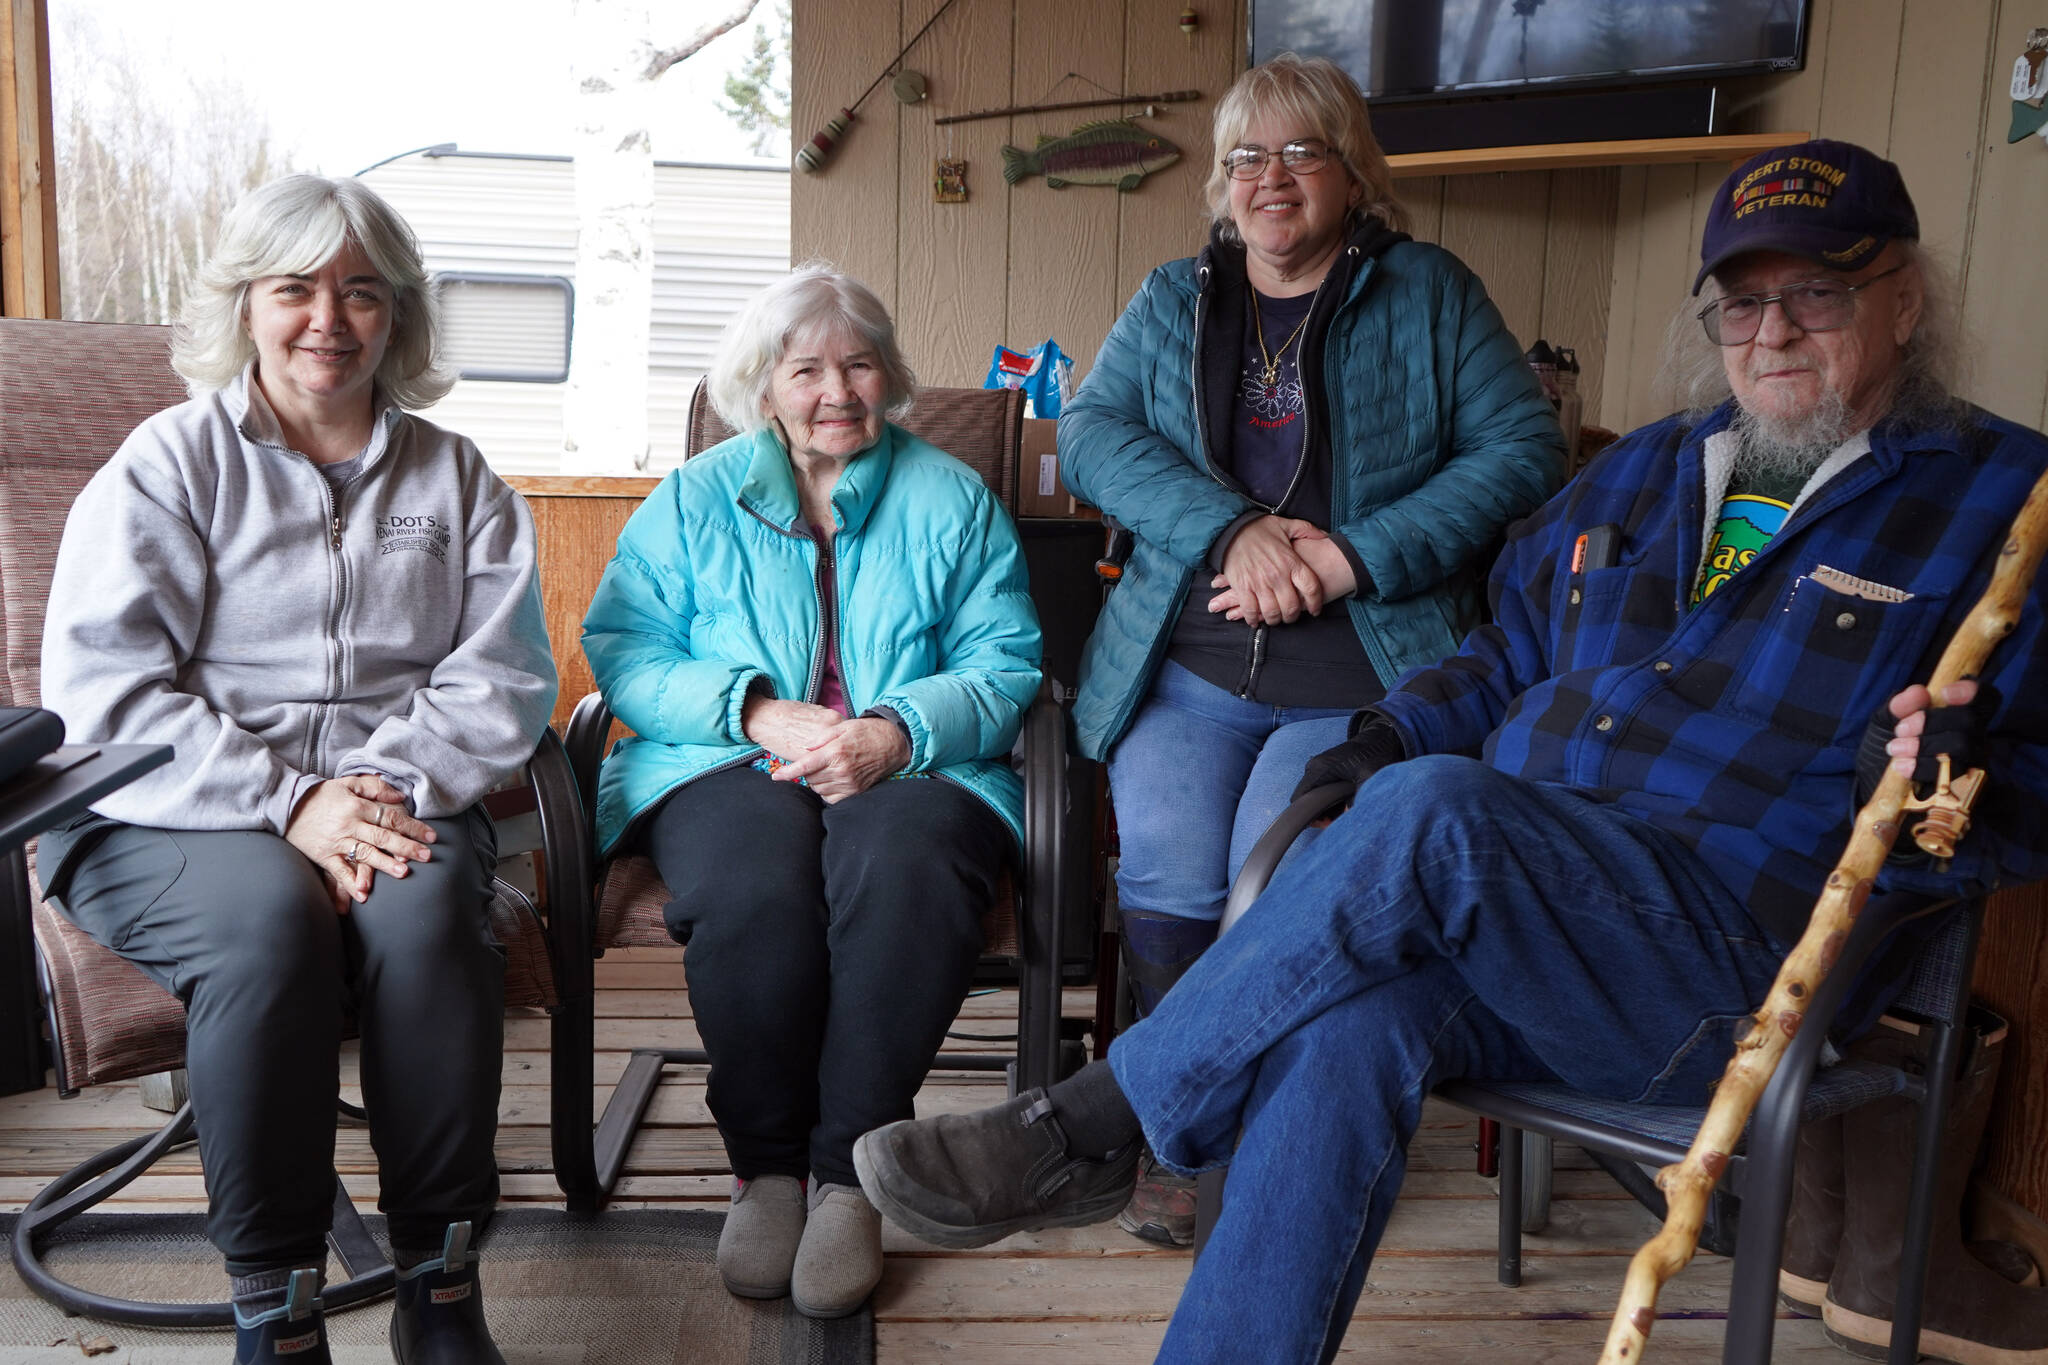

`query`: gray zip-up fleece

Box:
[41,368,558,835]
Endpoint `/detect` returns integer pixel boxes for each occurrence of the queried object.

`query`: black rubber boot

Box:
[1119,908,1218,1020]
[389,1222,507,1365]
[233,1269,330,1364]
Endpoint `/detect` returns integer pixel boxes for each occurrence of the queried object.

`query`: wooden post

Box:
[1,0,59,319]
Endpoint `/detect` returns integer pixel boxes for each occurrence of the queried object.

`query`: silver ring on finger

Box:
[345,839,361,865]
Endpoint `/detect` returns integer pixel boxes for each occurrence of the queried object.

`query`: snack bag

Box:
[985,339,1075,419]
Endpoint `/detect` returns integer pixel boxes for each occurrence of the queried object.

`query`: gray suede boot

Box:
[717,1174,807,1299]
[790,1181,884,1319]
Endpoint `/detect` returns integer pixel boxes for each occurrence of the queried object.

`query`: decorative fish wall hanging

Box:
[1000,120,1181,191]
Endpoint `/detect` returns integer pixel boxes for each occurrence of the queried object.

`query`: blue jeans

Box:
[1107,755,1787,1364]
[1108,661,1356,922]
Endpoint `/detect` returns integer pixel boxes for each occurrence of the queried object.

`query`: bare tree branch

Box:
[647,0,761,80]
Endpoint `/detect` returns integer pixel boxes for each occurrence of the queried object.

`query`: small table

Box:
[0,743,173,1096]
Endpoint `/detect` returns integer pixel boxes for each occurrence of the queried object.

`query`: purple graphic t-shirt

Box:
[1230,288,1316,507]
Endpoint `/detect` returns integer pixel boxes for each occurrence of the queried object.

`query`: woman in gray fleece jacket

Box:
[38,176,556,1365]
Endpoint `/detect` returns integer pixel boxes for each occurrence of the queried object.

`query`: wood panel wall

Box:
[790,0,1617,415]
[1598,0,2046,433]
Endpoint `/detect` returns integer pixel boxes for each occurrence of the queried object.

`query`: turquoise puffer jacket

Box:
[1059,236,1565,760]
[582,422,1043,856]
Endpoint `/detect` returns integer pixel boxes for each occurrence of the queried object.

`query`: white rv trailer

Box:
[359,147,790,477]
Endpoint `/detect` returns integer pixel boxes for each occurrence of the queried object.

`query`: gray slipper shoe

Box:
[717,1174,807,1299]
[791,1182,884,1319]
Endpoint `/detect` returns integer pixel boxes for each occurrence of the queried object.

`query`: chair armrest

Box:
[525,725,595,1008]
[1015,678,1070,1092]
[564,692,614,818]
[1219,784,1352,936]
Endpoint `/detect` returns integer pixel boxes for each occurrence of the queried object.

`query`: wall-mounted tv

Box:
[1252,0,1810,103]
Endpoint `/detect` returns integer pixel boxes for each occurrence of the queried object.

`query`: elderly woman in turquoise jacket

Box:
[581,264,1041,1318]
[1064,53,1564,1245]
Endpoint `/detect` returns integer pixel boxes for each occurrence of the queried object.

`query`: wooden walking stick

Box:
[1598,461,2048,1364]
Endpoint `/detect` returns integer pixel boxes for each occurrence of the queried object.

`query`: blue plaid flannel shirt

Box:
[1371,400,2048,947]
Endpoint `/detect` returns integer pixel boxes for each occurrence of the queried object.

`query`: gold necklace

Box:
[1250,286,1313,387]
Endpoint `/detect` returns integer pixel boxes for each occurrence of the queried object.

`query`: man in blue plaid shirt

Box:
[854,139,2048,1363]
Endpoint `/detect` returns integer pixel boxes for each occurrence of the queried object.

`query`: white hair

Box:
[1664,241,1970,429]
[707,262,917,434]
[171,175,453,409]
[1204,52,1407,244]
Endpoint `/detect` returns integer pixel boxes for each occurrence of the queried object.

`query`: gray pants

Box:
[55,809,504,1274]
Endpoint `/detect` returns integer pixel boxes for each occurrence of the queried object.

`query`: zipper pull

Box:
[330,514,343,550]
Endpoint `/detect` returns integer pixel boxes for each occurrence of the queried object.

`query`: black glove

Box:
[1291,715,1408,805]
[1853,684,2000,807]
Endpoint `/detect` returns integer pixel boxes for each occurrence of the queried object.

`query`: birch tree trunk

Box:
[564,0,657,475]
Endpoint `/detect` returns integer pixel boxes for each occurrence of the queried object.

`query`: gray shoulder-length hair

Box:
[1204,52,1408,244]
[171,174,454,410]
[706,261,917,435]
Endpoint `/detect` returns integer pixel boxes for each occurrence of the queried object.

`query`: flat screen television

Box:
[1250,1,1810,153]
[1252,0,1809,101]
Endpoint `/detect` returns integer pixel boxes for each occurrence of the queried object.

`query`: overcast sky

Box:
[51,0,779,174]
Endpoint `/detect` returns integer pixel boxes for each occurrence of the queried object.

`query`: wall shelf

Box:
[1386,132,1810,179]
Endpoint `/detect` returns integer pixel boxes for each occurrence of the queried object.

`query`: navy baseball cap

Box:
[1693,138,1919,294]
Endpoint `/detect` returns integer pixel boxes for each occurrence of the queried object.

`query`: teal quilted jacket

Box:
[581,422,1042,856]
[1059,236,1566,760]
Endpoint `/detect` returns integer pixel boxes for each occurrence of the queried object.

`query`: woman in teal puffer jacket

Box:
[1065,54,1564,1248]
[581,265,1041,1318]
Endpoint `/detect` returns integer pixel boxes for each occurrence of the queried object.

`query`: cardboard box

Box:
[1016,418,1097,519]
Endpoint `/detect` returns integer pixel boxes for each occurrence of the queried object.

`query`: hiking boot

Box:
[717,1173,806,1299]
[1822,1008,2048,1361]
[791,1181,884,1319]
[1117,1149,1198,1248]
[853,1087,1141,1249]
[233,1269,329,1364]
[389,1222,506,1365]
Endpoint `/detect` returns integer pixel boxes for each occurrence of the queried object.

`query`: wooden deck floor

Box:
[0,946,1836,1362]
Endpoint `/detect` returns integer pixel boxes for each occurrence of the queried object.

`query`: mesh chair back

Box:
[0,321,191,1090]
[0,321,187,710]
[683,376,1022,512]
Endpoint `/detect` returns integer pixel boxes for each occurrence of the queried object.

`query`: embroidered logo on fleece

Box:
[376,514,451,564]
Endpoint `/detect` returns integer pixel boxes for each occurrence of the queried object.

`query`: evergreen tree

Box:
[718,4,790,158]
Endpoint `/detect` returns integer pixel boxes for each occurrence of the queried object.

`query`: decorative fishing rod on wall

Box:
[794,0,966,173]
[932,89,1201,125]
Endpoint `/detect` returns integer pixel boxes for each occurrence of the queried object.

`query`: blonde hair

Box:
[172,175,453,409]
[1204,52,1408,243]
[707,261,917,434]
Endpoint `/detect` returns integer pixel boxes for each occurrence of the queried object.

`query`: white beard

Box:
[1729,388,1859,484]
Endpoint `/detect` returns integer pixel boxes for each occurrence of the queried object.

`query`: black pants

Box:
[54,809,504,1274]
[642,766,1007,1186]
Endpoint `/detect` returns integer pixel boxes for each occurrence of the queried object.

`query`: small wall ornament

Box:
[1000,120,1181,191]
[934,158,970,203]
[2011,27,2048,145]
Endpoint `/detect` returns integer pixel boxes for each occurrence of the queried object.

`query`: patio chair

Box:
[556,379,1076,1206]
[1201,781,1983,1365]
[0,318,593,1325]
